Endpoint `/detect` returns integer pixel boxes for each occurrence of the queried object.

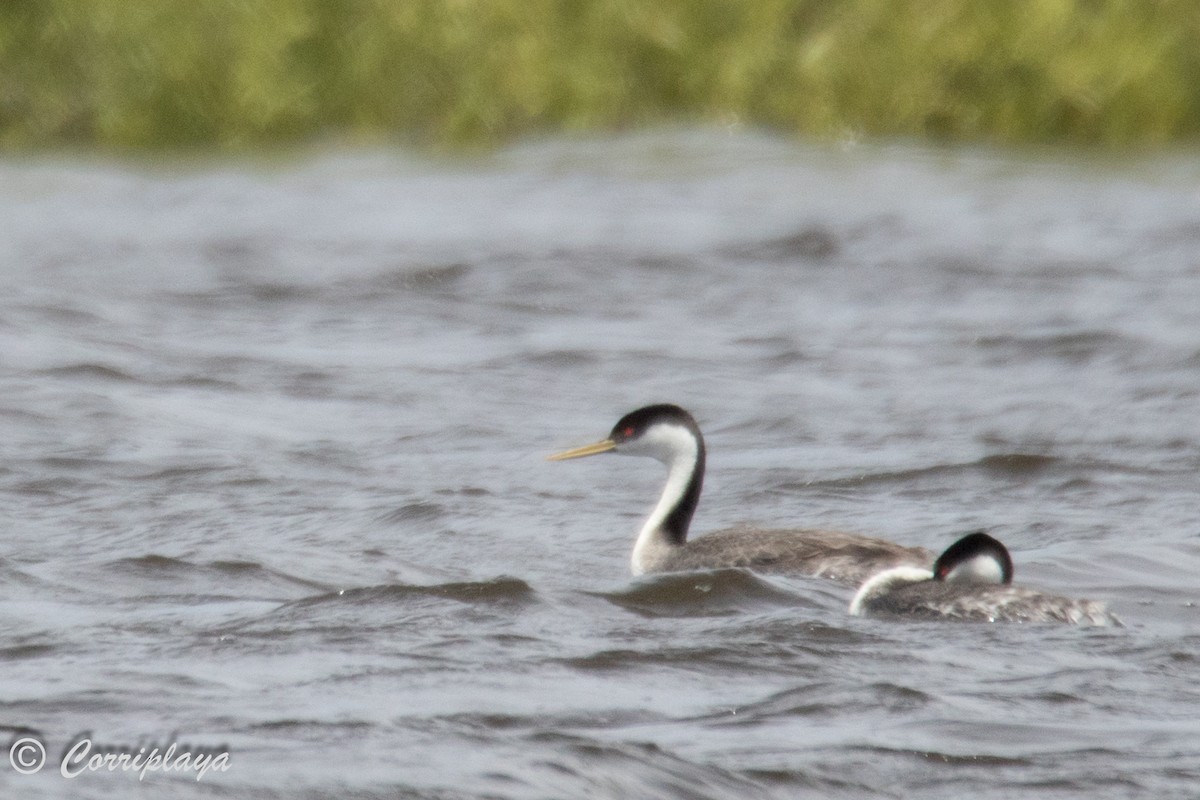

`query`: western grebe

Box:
[548,404,931,583]
[850,531,1117,625]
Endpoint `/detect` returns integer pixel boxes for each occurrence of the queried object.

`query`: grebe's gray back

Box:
[548,404,931,584]
[850,531,1117,625]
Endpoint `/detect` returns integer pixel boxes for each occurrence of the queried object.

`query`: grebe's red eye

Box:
[623,426,635,437]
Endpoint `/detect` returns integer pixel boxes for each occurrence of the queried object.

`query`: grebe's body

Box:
[850,532,1116,625]
[549,404,930,584]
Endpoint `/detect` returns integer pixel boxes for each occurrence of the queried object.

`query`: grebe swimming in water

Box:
[850,531,1117,625]
[548,404,931,584]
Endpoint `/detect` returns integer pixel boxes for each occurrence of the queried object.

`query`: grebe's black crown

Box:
[609,404,700,443]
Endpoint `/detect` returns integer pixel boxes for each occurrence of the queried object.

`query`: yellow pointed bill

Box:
[546,438,617,461]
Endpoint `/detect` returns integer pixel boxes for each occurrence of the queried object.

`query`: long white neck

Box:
[849,565,933,616]
[628,425,702,575]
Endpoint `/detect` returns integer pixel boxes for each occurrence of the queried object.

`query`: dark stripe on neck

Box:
[661,437,704,546]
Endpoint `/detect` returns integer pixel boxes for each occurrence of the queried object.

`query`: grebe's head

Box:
[933,531,1013,585]
[548,404,703,466]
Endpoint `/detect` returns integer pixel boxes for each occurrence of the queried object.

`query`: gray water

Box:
[1,132,1199,798]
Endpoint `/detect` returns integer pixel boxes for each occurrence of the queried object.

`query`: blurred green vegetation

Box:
[2,0,1199,151]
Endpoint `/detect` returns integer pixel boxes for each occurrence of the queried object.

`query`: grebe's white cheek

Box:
[638,423,699,465]
[611,437,656,460]
[943,553,1006,584]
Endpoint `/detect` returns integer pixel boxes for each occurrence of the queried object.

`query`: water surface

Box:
[1,132,1199,798]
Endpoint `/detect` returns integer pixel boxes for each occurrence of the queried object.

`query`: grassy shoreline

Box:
[3,1,1199,152]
